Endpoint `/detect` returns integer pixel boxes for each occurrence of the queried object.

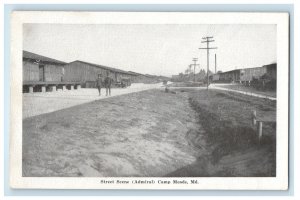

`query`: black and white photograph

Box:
[9,11,289,190]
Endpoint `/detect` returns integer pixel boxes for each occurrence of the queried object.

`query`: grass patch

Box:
[188,90,276,176]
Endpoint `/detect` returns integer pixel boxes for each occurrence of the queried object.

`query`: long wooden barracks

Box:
[63,60,138,88]
[209,63,276,84]
[23,51,160,93]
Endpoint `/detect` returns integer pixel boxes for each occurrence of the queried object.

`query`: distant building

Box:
[219,69,241,82]
[240,67,267,82]
[171,74,181,80]
[265,63,277,79]
[210,73,220,82]
[22,50,166,93]
[171,69,207,82]
[128,71,159,84]
[209,63,277,84]
[63,60,138,88]
[63,61,160,87]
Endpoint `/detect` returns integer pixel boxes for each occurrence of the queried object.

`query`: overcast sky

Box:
[23,24,276,77]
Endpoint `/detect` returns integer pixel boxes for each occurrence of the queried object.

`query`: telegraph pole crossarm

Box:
[199,47,217,49]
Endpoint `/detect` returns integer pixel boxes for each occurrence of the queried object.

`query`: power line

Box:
[199,36,217,90]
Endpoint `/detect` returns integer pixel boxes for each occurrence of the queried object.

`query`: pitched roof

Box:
[70,60,138,76]
[263,63,277,69]
[222,63,277,74]
[128,71,154,78]
[222,69,241,73]
[127,71,143,76]
[23,50,66,65]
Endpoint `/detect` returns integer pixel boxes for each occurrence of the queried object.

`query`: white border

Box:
[10,11,289,190]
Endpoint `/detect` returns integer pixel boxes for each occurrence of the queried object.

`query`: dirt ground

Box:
[23,88,276,177]
[23,89,203,177]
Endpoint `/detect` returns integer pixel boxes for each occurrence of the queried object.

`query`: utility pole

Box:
[188,64,192,74]
[215,54,217,74]
[192,58,200,82]
[199,36,217,90]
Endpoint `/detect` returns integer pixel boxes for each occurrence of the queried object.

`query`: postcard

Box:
[10,11,289,190]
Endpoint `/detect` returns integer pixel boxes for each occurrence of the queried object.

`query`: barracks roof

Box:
[69,60,138,76]
[23,50,67,65]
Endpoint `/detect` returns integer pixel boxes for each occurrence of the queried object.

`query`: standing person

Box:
[104,72,113,96]
[96,74,103,96]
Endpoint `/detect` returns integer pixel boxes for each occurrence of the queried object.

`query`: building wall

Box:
[45,64,64,82]
[64,61,138,87]
[116,73,134,82]
[115,73,122,82]
[218,68,266,83]
[212,74,220,81]
[240,67,267,82]
[266,64,276,79]
[64,62,108,83]
[219,70,240,82]
[208,64,276,84]
[23,60,39,81]
[133,75,157,83]
[23,60,64,82]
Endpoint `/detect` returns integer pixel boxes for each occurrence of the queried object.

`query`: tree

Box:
[207,70,214,76]
[197,69,206,81]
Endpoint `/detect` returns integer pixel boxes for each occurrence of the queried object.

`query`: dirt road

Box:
[23,83,163,119]
[210,84,276,100]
